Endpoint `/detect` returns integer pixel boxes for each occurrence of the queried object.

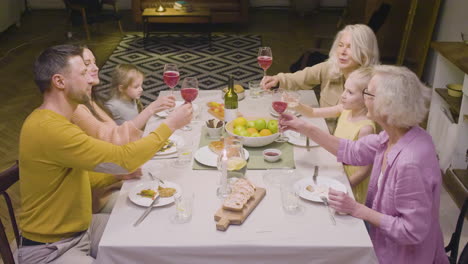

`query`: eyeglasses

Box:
[362,88,375,99]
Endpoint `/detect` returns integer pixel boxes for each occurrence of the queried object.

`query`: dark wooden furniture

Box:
[0,163,19,264]
[142,7,211,39]
[445,198,468,264]
[132,0,249,24]
[63,0,123,40]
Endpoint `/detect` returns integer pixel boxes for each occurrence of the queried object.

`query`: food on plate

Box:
[208,140,224,155]
[137,189,158,199]
[158,139,173,153]
[223,178,256,212]
[158,186,176,197]
[305,184,328,196]
[222,84,245,94]
[306,185,314,192]
[207,101,225,118]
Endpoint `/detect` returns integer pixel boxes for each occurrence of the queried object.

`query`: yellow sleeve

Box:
[276,62,327,90]
[88,171,119,189]
[40,118,172,174]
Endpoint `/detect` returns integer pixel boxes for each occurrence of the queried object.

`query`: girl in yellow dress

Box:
[294,67,376,203]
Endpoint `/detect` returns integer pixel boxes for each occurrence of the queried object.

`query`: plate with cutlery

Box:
[128,180,181,207]
[294,177,347,203]
[284,131,318,147]
[156,135,183,156]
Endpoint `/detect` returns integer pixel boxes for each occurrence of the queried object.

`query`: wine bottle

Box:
[224,75,238,123]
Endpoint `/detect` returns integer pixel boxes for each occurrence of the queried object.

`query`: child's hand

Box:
[279,113,308,134]
[150,95,176,113]
[164,103,193,131]
[115,168,142,181]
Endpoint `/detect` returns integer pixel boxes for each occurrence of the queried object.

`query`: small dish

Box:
[446,83,463,98]
[263,148,282,162]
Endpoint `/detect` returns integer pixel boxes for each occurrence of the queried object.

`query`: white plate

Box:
[269,105,301,117]
[294,177,347,203]
[194,146,250,167]
[285,131,319,147]
[156,101,199,118]
[156,135,184,156]
[128,181,181,207]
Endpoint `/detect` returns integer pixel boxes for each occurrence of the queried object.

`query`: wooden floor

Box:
[0,7,466,262]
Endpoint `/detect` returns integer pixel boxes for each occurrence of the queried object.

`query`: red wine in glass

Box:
[272,101,288,114]
[258,56,272,71]
[181,88,198,103]
[163,71,180,89]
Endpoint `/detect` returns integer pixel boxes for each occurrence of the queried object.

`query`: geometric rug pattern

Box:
[95,34,264,104]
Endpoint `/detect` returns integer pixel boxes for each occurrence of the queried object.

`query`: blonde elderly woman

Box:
[262,24,379,108]
[280,65,448,264]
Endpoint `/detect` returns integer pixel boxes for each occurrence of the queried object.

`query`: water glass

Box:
[249,80,262,99]
[171,192,194,224]
[172,139,193,168]
[280,182,301,214]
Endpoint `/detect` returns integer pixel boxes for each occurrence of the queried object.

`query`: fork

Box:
[312,166,318,186]
[148,172,165,187]
[320,195,336,225]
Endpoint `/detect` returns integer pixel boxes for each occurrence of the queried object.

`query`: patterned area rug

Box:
[95,34,264,104]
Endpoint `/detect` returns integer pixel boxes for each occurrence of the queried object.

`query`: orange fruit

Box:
[247,127,258,135]
[259,129,272,137]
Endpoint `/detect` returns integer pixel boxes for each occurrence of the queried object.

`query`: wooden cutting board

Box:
[214,187,266,231]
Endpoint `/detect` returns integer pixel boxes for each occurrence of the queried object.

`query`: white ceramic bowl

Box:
[263,149,282,162]
[225,117,279,147]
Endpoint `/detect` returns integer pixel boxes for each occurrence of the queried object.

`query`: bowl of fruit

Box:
[225,117,279,147]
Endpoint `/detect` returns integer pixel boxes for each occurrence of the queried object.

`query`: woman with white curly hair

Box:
[279,65,448,263]
[262,24,380,108]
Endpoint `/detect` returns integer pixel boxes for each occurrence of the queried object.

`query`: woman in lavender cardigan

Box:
[280,65,448,263]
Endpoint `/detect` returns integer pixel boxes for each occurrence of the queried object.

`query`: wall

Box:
[423,0,468,86]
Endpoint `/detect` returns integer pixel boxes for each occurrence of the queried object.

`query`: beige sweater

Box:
[276,61,345,107]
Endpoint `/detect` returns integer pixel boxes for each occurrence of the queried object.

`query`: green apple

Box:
[267,119,278,134]
[234,126,246,135]
[251,133,260,137]
[239,130,250,137]
[254,118,266,131]
[246,121,256,128]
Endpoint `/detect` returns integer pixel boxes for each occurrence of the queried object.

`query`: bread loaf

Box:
[222,179,256,212]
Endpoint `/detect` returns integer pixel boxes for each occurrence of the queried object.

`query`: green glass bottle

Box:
[224,75,238,123]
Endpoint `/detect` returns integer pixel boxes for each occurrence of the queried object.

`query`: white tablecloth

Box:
[96,90,377,264]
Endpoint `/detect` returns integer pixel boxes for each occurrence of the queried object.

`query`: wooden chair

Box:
[63,0,123,40]
[0,162,19,264]
[446,197,468,264]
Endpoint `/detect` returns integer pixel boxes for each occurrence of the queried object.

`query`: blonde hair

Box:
[347,66,373,92]
[372,65,430,128]
[328,24,380,78]
[111,64,144,98]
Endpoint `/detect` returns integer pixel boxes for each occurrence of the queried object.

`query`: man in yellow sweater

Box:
[17,45,192,263]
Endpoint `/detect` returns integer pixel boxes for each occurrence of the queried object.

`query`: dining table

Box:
[96,90,378,264]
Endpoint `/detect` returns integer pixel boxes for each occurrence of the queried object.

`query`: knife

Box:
[313,166,318,186]
[133,195,160,227]
[306,137,310,151]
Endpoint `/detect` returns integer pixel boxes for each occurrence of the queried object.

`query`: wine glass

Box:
[258,47,273,76]
[163,64,180,95]
[180,77,199,131]
[272,90,289,143]
[282,90,300,115]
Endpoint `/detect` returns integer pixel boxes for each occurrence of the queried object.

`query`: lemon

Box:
[227,157,247,171]
[233,117,247,128]
[246,127,258,135]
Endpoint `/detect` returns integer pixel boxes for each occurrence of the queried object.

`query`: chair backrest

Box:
[0,162,19,264]
[446,197,468,264]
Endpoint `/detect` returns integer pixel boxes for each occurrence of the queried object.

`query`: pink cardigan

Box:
[337,127,448,264]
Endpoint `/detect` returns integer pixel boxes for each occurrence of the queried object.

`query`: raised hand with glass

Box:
[180,77,199,131]
[257,47,272,77]
[163,63,180,95]
[272,90,289,143]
